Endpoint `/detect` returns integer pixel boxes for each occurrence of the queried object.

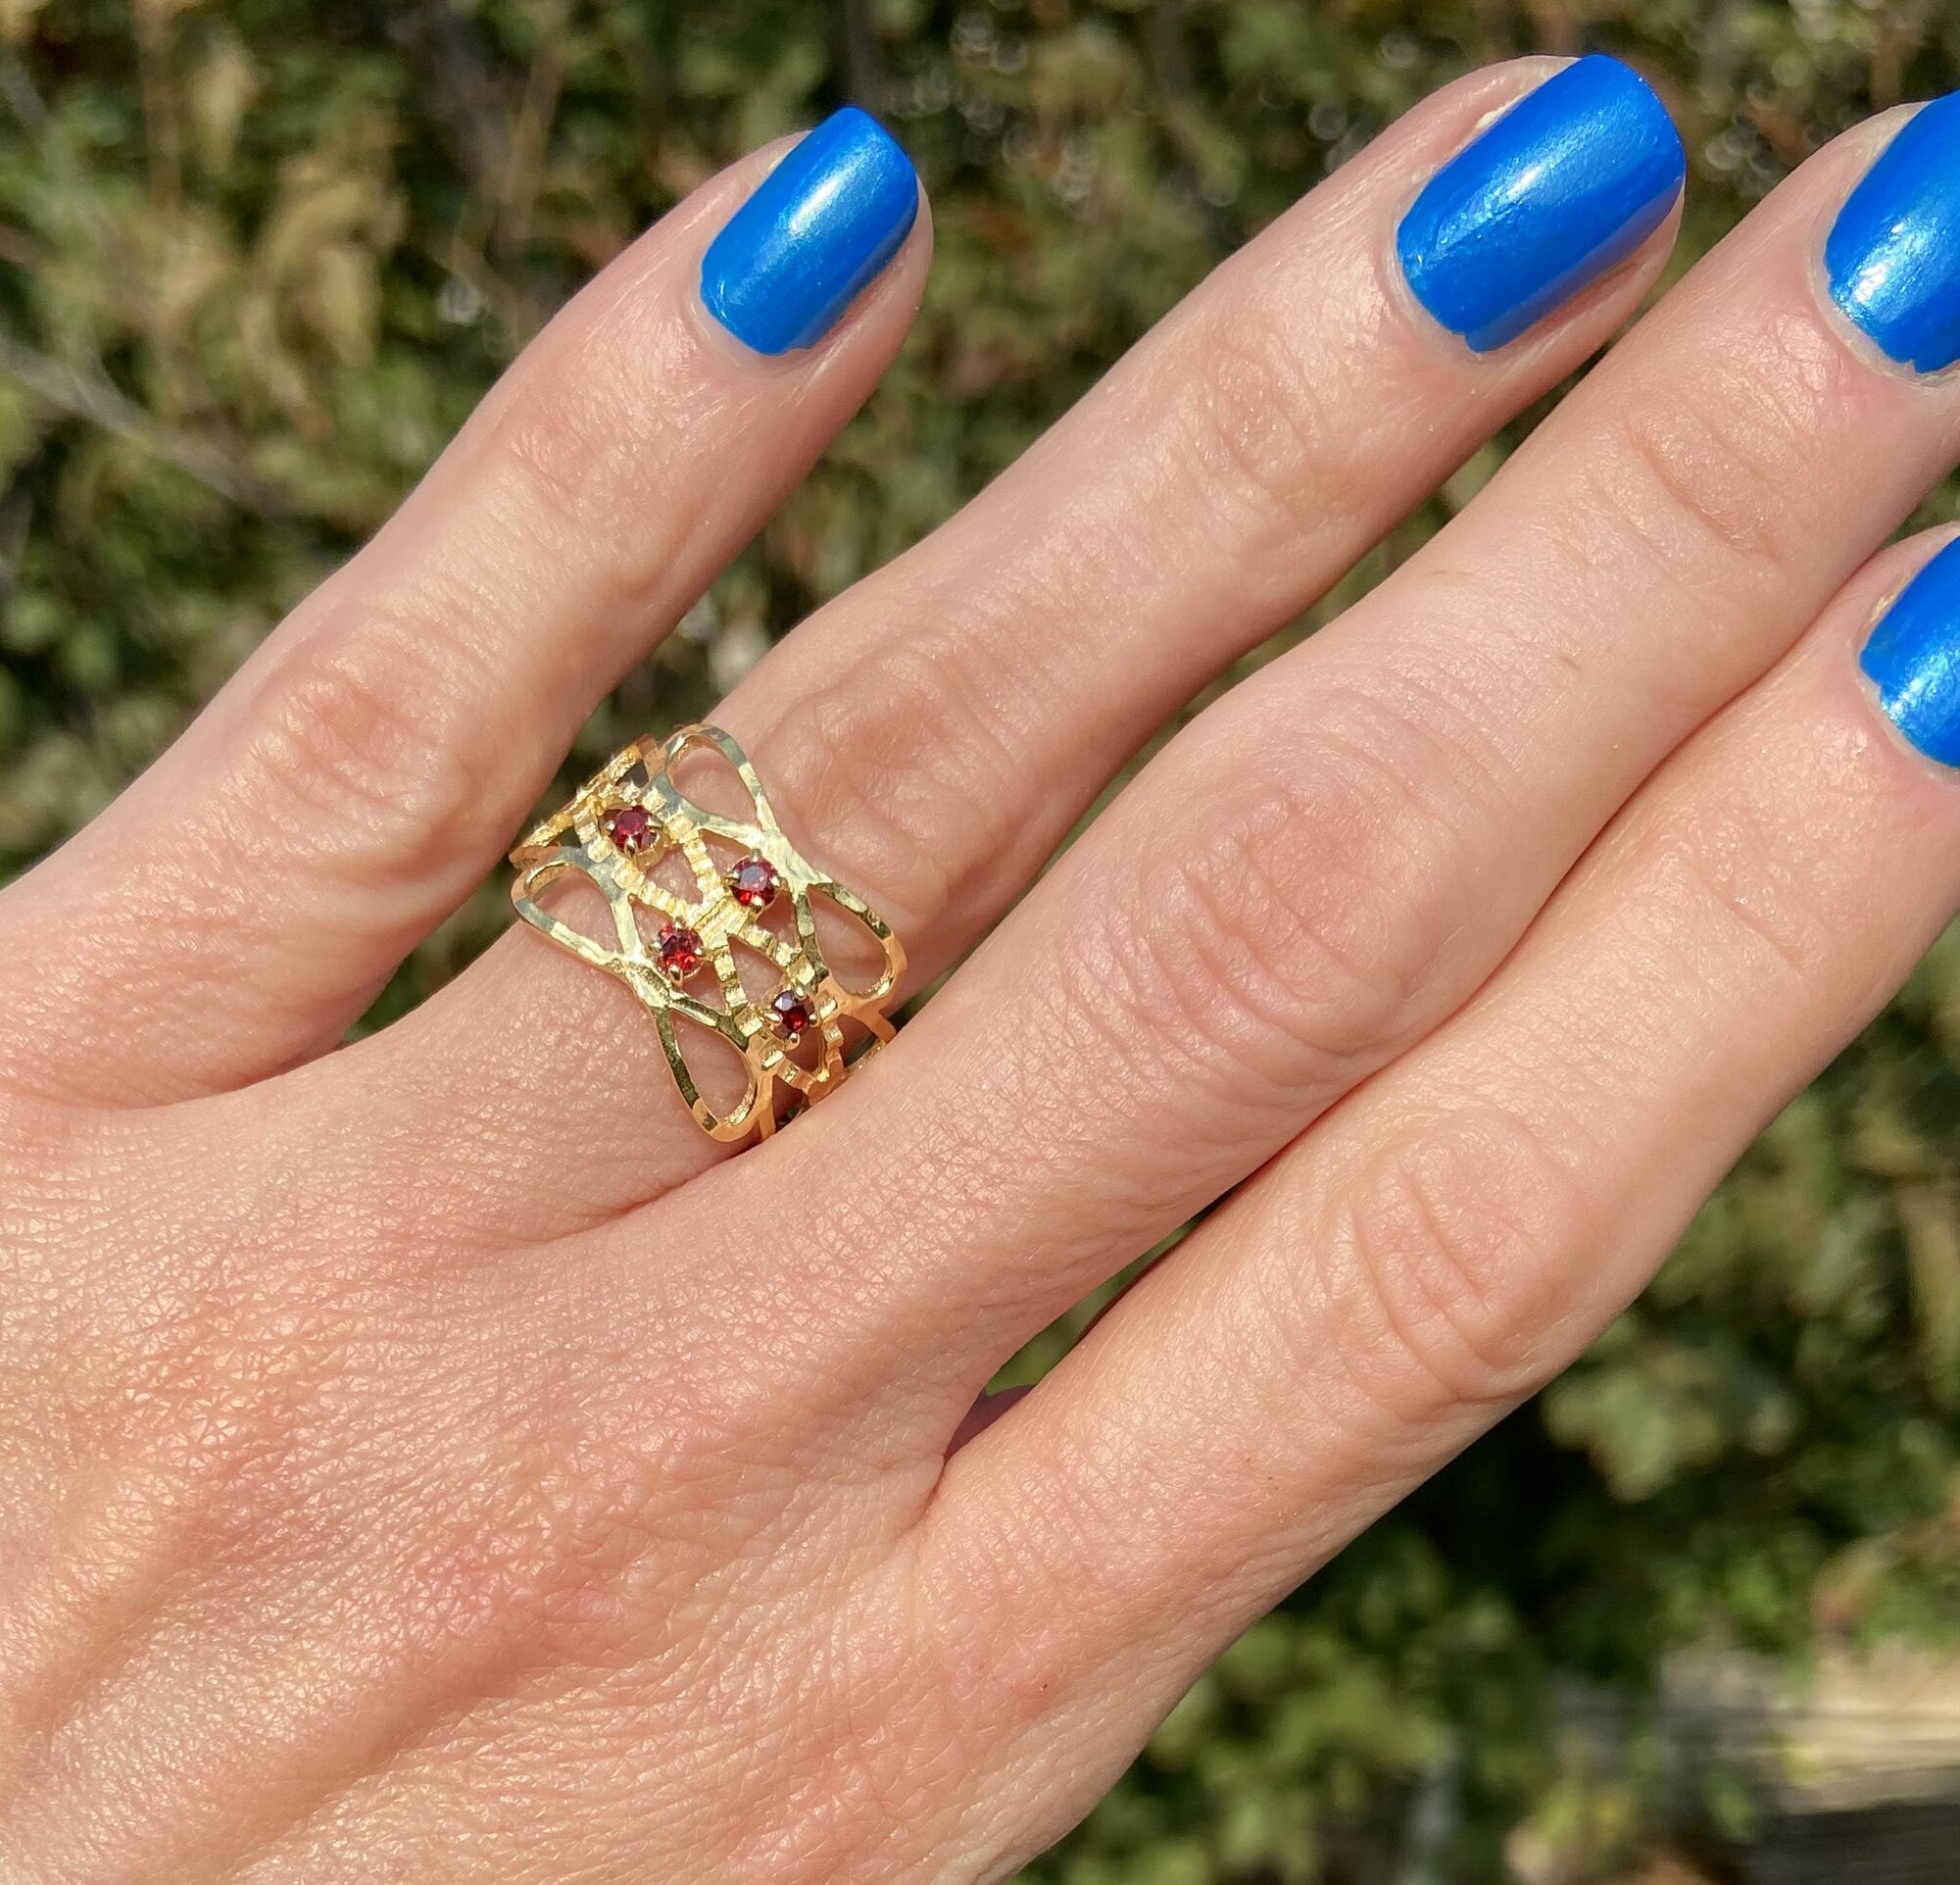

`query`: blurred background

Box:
[2,1,1960,1879]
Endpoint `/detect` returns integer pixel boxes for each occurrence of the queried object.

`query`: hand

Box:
[8,59,1960,1883]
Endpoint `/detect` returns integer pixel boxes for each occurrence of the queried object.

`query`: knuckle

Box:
[1176,301,1349,549]
[237,578,514,893]
[396,1340,762,1674]
[1117,813,1399,1110]
[469,1430,696,1663]
[489,379,676,575]
[746,1612,976,1880]
[1585,318,1841,585]
[1315,1103,1592,1421]
[760,622,1034,934]
[33,1247,363,1590]
[1105,697,1489,1108]
[1652,808,1836,991]
[475,282,702,578]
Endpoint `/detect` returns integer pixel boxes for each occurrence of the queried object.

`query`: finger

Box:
[0,109,928,1108]
[323,56,1687,1238]
[679,95,1960,1431]
[906,529,1960,1866]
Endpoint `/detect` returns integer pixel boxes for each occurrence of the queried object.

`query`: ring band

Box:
[510,723,906,1142]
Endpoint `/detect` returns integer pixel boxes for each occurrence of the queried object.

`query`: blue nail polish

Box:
[1827,93,1960,374]
[701,107,918,356]
[1863,541,1960,767]
[1396,56,1685,354]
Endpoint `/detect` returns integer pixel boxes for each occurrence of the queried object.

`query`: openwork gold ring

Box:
[510,724,905,1142]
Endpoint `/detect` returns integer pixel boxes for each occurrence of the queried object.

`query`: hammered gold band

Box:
[510,724,905,1142]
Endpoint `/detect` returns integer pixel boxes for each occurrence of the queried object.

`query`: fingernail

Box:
[1863,540,1960,767]
[701,107,918,356]
[1396,56,1685,354]
[1826,93,1960,374]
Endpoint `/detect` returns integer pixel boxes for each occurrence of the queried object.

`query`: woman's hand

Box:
[8,58,1960,1882]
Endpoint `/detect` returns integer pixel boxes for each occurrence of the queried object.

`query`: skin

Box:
[5,56,1960,1883]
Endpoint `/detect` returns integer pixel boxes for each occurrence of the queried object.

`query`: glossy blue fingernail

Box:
[700,107,918,356]
[1396,56,1685,354]
[1863,541,1960,768]
[1827,93,1960,374]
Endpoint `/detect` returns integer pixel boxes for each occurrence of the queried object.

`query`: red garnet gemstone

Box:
[605,806,654,855]
[729,856,780,911]
[656,921,705,981]
[768,988,814,1040]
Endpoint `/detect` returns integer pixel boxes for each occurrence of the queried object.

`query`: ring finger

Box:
[308,56,1687,1241]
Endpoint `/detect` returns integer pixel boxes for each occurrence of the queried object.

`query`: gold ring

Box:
[510,723,906,1142]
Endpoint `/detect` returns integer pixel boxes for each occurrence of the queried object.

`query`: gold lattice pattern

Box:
[510,723,905,1141]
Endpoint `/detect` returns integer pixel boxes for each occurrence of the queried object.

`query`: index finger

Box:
[0,110,928,1109]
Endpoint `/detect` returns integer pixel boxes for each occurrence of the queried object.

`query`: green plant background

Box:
[4,2,1959,1879]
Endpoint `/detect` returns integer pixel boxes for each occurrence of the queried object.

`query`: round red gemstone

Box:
[656,922,705,981]
[768,988,814,1040]
[729,856,780,911]
[605,806,654,855]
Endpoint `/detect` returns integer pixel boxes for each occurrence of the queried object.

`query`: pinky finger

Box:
[907,527,1960,1871]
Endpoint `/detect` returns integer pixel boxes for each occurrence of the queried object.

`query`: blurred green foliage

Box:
[5,1,1960,1879]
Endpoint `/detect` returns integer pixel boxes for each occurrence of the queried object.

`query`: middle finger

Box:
[672,95,1960,1444]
